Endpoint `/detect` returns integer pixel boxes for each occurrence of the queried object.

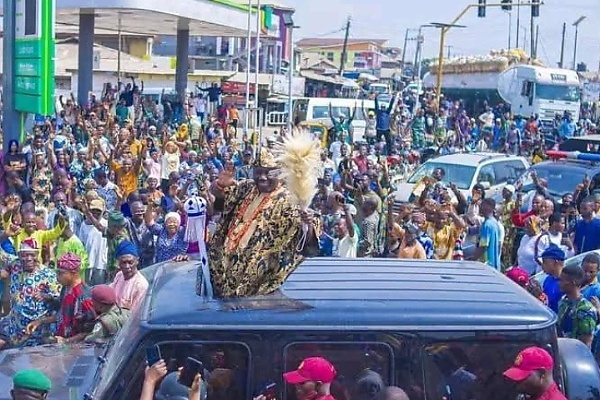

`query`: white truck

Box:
[423,63,581,125]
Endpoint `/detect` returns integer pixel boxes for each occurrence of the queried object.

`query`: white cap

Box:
[504,184,516,194]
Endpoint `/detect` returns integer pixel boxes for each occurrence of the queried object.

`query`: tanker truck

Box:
[422,50,581,127]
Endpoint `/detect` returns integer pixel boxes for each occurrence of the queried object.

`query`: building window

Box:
[326,52,334,61]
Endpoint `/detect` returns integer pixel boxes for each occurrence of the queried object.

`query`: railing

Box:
[267,111,288,126]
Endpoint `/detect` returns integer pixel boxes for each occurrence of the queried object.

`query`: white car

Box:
[392,153,530,204]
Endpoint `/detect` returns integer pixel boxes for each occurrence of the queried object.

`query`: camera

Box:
[57,204,68,217]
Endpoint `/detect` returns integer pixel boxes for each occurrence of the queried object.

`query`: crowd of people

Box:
[1,77,600,400]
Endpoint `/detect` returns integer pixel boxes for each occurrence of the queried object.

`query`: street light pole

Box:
[244,0,253,135]
[432,2,541,108]
[572,16,586,70]
[282,12,297,135]
[414,24,437,113]
[287,26,295,135]
[254,0,261,125]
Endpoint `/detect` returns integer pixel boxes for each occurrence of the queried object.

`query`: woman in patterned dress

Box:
[30,151,53,209]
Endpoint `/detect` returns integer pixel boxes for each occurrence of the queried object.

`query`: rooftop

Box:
[296,38,388,49]
[0,38,237,77]
[142,258,555,331]
[425,152,523,167]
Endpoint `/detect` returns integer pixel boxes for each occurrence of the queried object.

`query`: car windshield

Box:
[407,162,476,190]
[371,85,388,94]
[311,106,351,119]
[518,165,586,196]
[535,84,580,102]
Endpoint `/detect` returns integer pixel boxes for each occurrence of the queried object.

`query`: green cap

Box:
[107,211,126,227]
[13,369,52,392]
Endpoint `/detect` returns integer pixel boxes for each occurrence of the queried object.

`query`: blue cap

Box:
[540,244,565,261]
[115,240,139,258]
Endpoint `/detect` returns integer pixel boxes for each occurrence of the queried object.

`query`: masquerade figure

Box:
[184,196,211,296]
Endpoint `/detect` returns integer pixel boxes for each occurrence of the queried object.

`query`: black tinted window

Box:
[422,342,551,400]
[112,341,250,400]
[284,342,394,400]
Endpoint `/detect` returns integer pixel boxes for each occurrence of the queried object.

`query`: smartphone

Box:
[178,357,204,388]
[255,382,277,400]
[146,345,162,366]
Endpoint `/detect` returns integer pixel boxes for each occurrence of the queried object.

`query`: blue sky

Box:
[283,0,600,70]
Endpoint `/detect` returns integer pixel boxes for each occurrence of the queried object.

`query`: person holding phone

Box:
[140,359,203,400]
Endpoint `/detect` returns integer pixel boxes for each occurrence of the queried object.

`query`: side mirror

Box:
[479,181,491,190]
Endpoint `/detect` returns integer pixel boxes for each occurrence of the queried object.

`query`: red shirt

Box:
[353,156,368,174]
[56,282,96,337]
[511,209,535,227]
[536,383,567,400]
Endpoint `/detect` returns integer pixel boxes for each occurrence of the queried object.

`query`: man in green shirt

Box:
[85,285,131,344]
[54,215,88,278]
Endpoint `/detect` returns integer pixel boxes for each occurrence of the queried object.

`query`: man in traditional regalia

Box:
[209,135,322,298]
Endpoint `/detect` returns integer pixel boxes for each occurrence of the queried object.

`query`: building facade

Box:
[295,38,388,71]
[152,3,294,74]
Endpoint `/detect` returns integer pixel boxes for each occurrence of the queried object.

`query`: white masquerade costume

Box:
[184,196,212,297]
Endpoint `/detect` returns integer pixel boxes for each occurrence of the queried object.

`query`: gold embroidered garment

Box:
[209,180,313,298]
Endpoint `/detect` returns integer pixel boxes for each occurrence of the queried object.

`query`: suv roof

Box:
[426,153,526,167]
[142,259,555,331]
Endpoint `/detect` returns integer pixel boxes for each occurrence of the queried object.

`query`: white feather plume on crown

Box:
[273,131,322,211]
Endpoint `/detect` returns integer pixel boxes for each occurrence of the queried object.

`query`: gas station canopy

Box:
[53,0,258,36]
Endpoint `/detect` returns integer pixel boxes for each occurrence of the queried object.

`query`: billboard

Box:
[14,0,55,115]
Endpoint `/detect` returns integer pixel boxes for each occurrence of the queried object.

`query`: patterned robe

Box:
[209,180,313,298]
[0,263,61,347]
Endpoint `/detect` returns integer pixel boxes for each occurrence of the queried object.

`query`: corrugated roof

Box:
[296,38,388,48]
[143,258,555,331]
[299,52,338,69]
[225,71,273,86]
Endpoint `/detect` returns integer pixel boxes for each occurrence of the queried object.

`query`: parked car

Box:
[1,258,598,400]
[515,159,600,204]
[392,153,529,206]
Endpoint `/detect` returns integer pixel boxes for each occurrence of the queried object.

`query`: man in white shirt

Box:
[332,204,358,258]
[194,93,207,122]
[79,199,108,285]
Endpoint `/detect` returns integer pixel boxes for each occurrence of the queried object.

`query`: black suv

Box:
[1,259,599,400]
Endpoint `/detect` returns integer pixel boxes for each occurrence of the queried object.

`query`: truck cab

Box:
[2,259,599,400]
[498,65,581,123]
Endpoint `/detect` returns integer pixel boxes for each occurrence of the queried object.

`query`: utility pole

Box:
[572,16,586,71]
[507,9,512,49]
[534,25,539,58]
[530,8,535,57]
[401,28,410,71]
[516,0,521,48]
[558,22,566,68]
[413,30,424,81]
[338,16,351,75]
[445,45,453,58]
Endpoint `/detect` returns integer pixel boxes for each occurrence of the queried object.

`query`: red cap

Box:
[505,266,530,287]
[283,357,336,384]
[503,347,554,381]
